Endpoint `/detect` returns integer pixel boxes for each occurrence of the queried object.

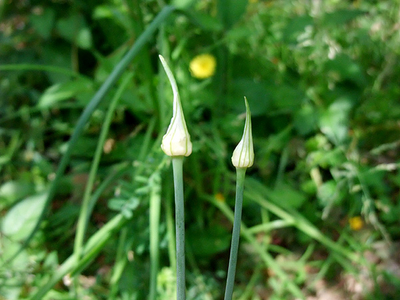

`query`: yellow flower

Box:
[349,216,364,231]
[214,193,225,202]
[189,54,216,79]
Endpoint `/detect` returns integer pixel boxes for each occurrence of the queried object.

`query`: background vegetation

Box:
[1,0,400,299]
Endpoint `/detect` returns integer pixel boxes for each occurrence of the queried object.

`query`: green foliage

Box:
[1,0,400,299]
[2,193,47,240]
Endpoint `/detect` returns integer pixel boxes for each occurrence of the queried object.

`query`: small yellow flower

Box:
[214,193,225,202]
[349,216,364,231]
[189,54,216,79]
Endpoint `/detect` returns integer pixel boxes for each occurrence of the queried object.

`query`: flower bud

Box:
[159,55,192,157]
[231,97,254,168]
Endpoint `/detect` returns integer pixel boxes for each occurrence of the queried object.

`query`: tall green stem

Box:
[149,172,162,300]
[224,167,246,300]
[109,227,128,300]
[74,74,133,274]
[165,177,177,271]
[172,157,185,300]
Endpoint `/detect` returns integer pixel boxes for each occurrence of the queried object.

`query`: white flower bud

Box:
[231,97,254,168]
[159,55,192,157]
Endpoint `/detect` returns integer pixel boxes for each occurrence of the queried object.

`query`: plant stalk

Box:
[74,73,133,272]
[224,167,246,300]
[172,157,186,300]
[149,172,162,300]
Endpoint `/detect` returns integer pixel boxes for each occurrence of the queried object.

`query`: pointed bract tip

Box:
[159,55,192,157]
[231,97,254,168]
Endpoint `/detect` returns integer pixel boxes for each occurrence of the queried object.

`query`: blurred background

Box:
[1,0,400,299]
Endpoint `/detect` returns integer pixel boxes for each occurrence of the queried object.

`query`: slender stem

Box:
[109,227,128,300]
[211,198,305,300]
[165,176,177,271]
[157,24,169,131]
[224,167,246,300]
[172,157,185,300]
[0,64,85,78]
[74,74,133,276]
[149,172,162,300]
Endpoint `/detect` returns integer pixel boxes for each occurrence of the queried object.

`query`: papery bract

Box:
[231,97,254,168]
[159,55,192,157]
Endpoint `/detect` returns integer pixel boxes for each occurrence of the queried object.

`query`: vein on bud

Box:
[231,97,254,168]
[159,55,192,157]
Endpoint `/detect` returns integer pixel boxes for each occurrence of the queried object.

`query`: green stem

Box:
[172,157,185,300]
[0,5,175,268]
[73,74,133,279]
[157,24,170,131]
[0,64,85,78]
[109,227,128,300]
[224,167,246,300]
[211,197,305,300]
[165,177,176,271]
[149,172,162,300]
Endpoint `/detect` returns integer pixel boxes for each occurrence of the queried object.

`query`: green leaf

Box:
[30,8,55,39]
[187,225,231,257]
[187,11,223,31]
[121,209,133,219]
[319,98,353,145]
[282,15,314,44]
[108,197,140,212]
[324,54,366,87]
[217,0,248,29]
[56,14,85,42]
[66,136,98,158]
[322,9,366,26]
[1,193,48,241]
[41,44,73,84]
[268,183,307,209]
[76,28,93,50]
[229,78,270,116]
[94,47,127,82]
[308,148,346,168]
[108,198,126,211]
[264,126,292,153]
[317,180,344,207]
[294,104,319,135]
[270,84,306,112]
[37,78,94,108]
[0,238,30,299]
[172,0,196,9]
[0,180,35,210]
[56,13,92,49]
[93,5,119,20]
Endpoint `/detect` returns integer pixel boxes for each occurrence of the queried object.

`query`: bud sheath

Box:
[159,55,192,157]
[231,97,254,168]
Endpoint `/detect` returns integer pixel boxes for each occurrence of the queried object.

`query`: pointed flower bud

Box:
[231,97,254,168]
[159,55,192,157]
